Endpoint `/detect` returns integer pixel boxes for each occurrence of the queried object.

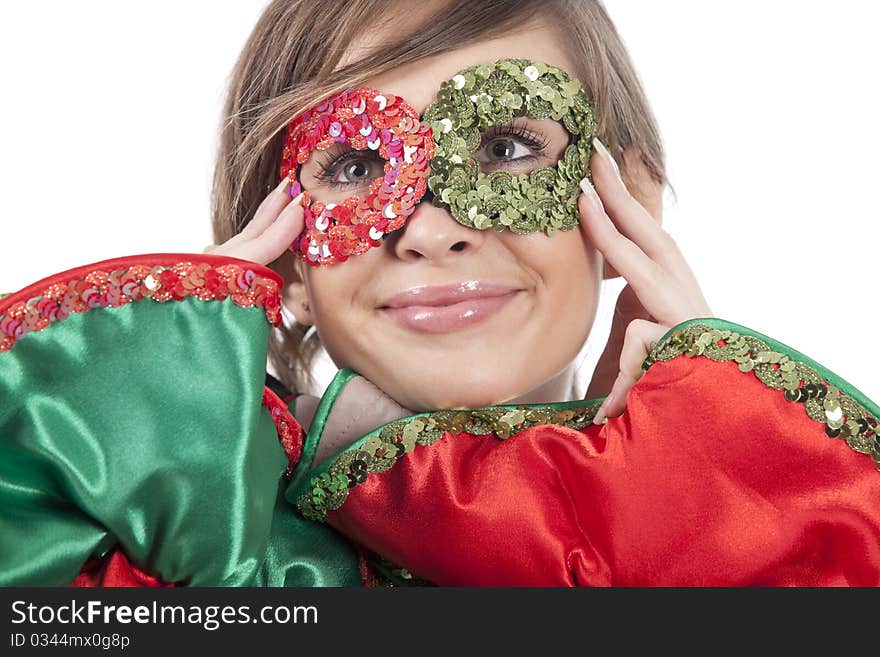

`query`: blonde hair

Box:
[211,0,667,395]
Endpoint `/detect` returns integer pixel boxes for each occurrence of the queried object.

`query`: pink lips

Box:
[378,282,523,334]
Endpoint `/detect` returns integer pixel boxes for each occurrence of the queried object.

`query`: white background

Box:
[1,1,877,402]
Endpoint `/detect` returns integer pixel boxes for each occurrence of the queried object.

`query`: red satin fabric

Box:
[328,356,880,586]
[72,550,174,588]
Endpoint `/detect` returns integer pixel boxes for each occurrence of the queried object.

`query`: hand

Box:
[203,177,305,265]
[578,137,712,424]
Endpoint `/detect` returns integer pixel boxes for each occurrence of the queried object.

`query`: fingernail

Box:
[290,191,305,207]
[592,137,621,180]
[579,176,603,212]
[276,176,292,195]
[593,393,614,425]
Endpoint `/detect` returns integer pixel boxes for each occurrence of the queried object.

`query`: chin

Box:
[403,373,519,411]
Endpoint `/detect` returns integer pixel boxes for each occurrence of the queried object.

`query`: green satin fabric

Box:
[259,480,360,586]
[287,367,358,494]
[0,295,359,586]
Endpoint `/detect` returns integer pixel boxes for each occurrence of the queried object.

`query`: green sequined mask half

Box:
[422,58,597,235]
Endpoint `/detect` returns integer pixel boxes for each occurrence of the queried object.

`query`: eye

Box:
[338,157,383,183]
[314,150,385,189]
[483,138,532,162]
[476,123,551,170]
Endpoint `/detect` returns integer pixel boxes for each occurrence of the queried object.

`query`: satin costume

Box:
[1,253,878,586]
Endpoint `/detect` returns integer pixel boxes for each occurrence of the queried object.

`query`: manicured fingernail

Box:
[290,191,305,206]
[276,176,292,195]
[592,137,621,180]
[593,393,614,425]
[579,176,603,212]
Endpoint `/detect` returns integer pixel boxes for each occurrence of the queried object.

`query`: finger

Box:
[590,138,677,265]
[578,178,664,295]
[592,319,668,425]
[238,176,296,241]
[579,180,708,323]
[213,194,305,265]
[583,284,657,400]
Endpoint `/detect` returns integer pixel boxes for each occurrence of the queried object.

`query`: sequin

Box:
[280,87,434,266]
[422,57,596,235]
[261,386,304,479]
[643,323,880,470]
[297,400,600,522]
[0,259,282,354]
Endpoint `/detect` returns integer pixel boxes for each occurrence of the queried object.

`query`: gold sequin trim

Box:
[298,403,599,522]
[643,324,880,469]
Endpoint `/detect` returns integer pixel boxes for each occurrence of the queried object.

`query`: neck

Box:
[504,362,579,406]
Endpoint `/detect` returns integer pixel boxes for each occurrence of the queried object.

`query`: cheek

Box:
[511,229,601,302]
[548,235,602,367]
[305,267,362,344]
[304,255,387,367]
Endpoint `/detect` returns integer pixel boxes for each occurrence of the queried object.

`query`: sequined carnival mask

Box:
[279,58,597,266]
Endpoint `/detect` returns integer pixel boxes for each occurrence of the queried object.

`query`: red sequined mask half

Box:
[279,88,434,266]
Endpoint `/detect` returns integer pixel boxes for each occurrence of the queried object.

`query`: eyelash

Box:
[313,149,365,188]
[312,122,551,189]
[482,122,550,159]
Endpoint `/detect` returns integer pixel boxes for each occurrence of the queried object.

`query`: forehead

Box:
[335,19,576,115]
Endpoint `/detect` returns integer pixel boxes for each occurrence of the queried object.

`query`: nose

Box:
[388,191,486,262]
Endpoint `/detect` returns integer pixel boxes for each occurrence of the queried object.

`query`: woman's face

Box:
[289,21,602,411]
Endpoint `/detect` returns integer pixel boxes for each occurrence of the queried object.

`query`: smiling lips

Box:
[377,281,523,333]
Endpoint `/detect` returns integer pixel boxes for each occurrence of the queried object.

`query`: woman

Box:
[1,0,877,586]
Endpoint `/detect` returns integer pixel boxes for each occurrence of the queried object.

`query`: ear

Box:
[601,147,665,281]
[273,251,314,326]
